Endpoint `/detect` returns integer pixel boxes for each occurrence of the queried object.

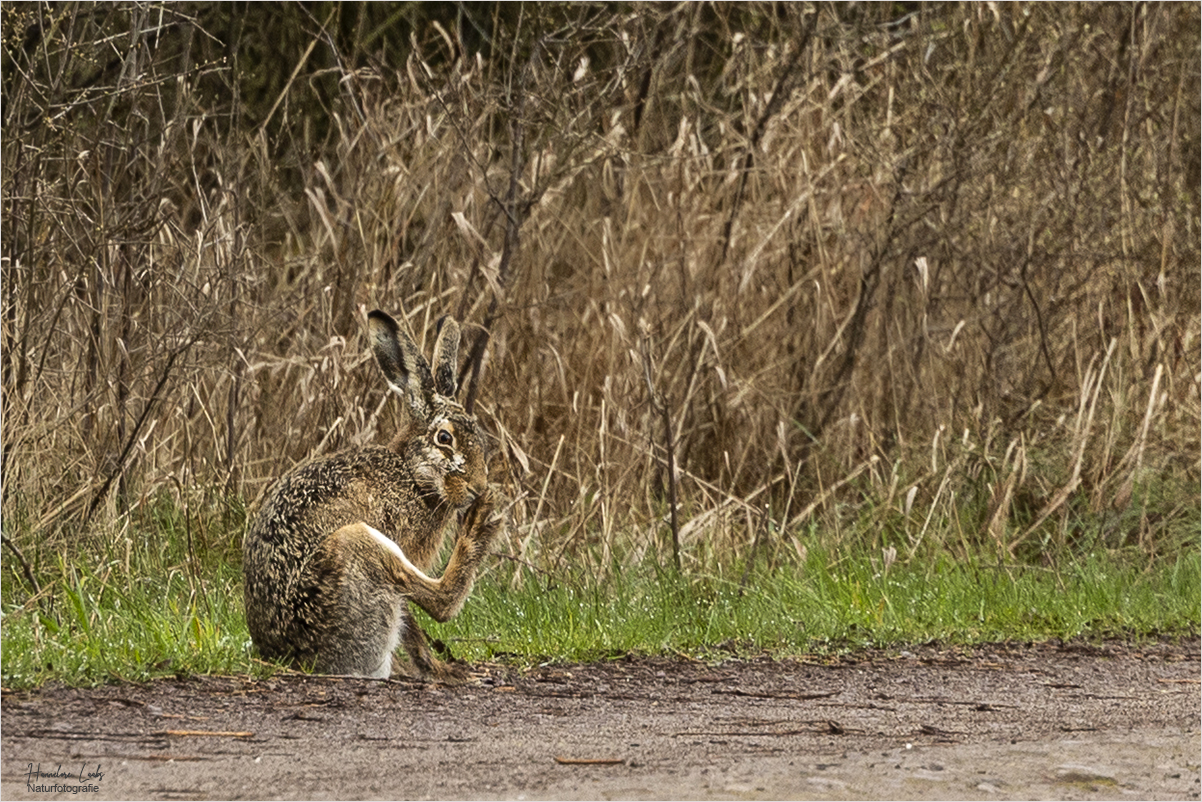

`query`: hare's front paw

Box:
[460,490,498,547]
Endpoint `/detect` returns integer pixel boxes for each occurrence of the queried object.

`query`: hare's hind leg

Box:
[318,523,465,681]
[338,502,496,683]
[348,525,474,683]
[311,524,411,678]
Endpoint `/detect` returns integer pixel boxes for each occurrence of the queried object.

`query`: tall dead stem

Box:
[642,335,682,572]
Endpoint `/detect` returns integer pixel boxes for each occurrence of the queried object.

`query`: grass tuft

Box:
[429,548,1201,666]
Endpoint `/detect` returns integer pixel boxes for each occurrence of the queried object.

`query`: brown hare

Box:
[243,309,498,680]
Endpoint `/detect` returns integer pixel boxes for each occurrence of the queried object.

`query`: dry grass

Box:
[3,3,1198,581]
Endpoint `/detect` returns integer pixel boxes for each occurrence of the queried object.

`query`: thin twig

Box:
[158,730,254,738]
[1,533,40,595]
[83,346,185,529]
[554,756,625,766]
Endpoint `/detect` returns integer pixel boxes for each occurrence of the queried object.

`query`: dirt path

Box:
[3,639,1198,800]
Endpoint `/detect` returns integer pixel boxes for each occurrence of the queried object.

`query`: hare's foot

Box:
[398,613,477,685]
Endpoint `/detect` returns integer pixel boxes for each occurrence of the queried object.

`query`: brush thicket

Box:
[3,3,1197,586]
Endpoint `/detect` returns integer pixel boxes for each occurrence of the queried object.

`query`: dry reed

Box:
[3,3,1198,581]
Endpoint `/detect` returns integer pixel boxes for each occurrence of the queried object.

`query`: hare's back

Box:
[248,446,408,552]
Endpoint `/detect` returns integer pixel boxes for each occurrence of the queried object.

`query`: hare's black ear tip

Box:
[434,313,450,334]
[368,309,397,331]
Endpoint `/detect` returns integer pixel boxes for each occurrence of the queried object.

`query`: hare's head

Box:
[368,309,488,508]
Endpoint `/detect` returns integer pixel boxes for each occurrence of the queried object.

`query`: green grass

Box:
[1,494,255,689]
[1,556,250,689]
[425,549,1201,664]
[3,504,1198,689]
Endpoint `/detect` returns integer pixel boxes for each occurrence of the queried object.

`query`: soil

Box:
[2,639,1198,801]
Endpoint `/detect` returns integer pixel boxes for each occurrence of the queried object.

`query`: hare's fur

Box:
[242,310,496,680]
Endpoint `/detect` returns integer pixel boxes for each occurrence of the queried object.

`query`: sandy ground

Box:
[2,638,1198,800]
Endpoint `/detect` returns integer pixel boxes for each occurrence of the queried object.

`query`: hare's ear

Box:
[368,310,435,421]
[430,315,461,398]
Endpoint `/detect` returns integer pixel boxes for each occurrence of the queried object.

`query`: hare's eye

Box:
[436,429,454,447]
